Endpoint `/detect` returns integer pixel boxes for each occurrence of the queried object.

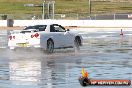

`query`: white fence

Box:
[1,13,132,20]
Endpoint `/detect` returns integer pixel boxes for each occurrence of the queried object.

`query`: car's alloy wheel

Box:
[46,40,54,53]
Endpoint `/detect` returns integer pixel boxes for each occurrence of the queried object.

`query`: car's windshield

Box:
[24,25,47,31]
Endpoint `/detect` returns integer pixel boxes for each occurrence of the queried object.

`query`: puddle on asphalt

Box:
[0,30,132,88]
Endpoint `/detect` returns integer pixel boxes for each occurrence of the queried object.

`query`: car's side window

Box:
[50,24,66,32]
[54,25,66,32]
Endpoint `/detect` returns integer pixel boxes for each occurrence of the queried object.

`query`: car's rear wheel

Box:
[46,39,54,53]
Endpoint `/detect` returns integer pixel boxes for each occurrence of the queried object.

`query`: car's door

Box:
[50,24,66,48]
[50,24,73,48]
[58,25,74,46]
[58,25,74,47]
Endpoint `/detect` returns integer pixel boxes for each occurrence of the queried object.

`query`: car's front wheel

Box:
[46,39,54,53]
[74,37,81,51]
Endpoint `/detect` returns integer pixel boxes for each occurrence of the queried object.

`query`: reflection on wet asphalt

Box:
[0,30,132,88]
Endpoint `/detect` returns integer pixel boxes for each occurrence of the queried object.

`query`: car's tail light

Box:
[34,33,39,38]
[9,36,15,40]
[31,35,34,38]
[31,33,40,38]
[9,36,12,40]
[13,36,15,39]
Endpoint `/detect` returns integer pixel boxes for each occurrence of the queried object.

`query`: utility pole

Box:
[52,1,55,19]
[42,0,55,19]
[48,1,55,19]
[42,1,45,20]
[89,0,91,15]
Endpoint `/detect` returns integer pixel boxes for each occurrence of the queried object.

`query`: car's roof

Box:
[26,24,47,27]
[32,23,61,26]
[25,24,62,29]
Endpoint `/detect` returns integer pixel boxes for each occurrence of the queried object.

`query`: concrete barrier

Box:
[0,20,132,28]
[0,30,8,48]
[13,20,132,28]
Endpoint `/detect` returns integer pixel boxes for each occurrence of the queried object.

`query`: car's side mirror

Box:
[66,29,70,31]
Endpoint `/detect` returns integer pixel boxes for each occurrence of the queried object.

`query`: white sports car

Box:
[8,24,82,53]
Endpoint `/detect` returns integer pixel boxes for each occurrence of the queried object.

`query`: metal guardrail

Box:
[1,13,132,20]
